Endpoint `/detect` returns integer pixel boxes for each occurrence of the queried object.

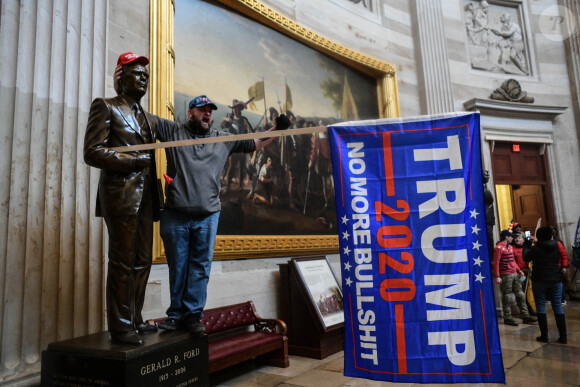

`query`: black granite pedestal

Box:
[41,330,209,387]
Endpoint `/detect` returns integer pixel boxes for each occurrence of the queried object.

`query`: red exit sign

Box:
[513,144,520,152]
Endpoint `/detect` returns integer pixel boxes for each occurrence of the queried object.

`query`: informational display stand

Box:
[279,256,344,359]
[41,330,209,387]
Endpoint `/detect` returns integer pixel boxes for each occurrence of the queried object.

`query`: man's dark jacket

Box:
[83,96,161,220]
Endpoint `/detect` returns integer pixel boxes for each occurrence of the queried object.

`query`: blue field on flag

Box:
[328,112,505,384]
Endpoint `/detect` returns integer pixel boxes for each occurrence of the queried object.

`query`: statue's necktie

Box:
[132,103,151,142]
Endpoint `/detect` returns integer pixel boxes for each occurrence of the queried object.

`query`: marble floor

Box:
[210,300,580,387]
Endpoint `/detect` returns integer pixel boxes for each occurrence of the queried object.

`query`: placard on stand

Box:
[279,256,344,359]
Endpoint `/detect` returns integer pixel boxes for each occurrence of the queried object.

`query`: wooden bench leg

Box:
[259,340,289,368]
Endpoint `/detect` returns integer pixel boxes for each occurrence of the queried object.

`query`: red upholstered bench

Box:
[201,301,289,373]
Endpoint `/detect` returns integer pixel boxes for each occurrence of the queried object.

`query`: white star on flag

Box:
[341,215,349,225]
[344,261,352,271]
[472,240,482,250]
[471,224,481,235]
[473,256,483,266]
[470,209,479,219]
[345,277,353,286]
[343,246,351,256]
[342,230,350,240]
[475,273,485,283]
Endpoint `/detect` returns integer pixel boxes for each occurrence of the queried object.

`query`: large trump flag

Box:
[328,112,505,384]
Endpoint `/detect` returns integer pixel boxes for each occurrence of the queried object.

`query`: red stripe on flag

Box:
[480,289,492,375]
[395,304,407,374]
[383,132,395,196]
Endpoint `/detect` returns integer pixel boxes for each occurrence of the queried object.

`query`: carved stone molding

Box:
[464,0,536,78]
[464,98,566,121]
[490,79,534,103]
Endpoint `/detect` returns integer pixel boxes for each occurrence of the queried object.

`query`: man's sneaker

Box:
[522,316,537,324]
[158,318,180,331]
[504,319,519,326]
[186,320,205,336]
[561,300,567,306]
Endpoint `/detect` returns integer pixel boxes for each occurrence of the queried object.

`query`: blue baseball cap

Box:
[189,95,217,110]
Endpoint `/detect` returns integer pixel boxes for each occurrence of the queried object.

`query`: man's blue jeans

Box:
[160,209,220,321]
[532,281,563,315]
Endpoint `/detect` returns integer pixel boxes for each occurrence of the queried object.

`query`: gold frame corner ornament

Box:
[149,0,400,261]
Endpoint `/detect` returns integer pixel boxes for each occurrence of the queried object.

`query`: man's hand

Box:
[275,114,291,130]
[495,277,502,285]
[133,153,151,170]
[256,114,291,149]
[114,65,122,95]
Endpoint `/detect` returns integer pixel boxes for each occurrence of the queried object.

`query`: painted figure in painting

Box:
[222,99,255,192]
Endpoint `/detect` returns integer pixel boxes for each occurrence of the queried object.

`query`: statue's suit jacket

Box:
[84,96,162,221]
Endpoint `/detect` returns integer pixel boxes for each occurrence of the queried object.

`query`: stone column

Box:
[415,0,455,114]
[563,0,580,147]
[0,0,107,383]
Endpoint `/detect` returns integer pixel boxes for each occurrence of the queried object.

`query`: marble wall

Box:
[0,1,108,384]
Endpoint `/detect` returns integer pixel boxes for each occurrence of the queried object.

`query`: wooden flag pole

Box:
[111,125,328,153]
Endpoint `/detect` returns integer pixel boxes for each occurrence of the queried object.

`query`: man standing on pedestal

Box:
[155,96,287,334]
[84,52,161,345]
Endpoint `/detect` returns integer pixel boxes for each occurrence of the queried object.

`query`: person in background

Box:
[524,226,567,344]
[512,232,536,315]
[552,227,570,306]
[493,230,536,326]
[512,222,523,235]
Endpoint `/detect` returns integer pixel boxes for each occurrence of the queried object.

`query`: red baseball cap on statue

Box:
[117,52,149,67]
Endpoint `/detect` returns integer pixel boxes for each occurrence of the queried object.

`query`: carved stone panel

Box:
[327,0,381,23]
[464,0,534,77]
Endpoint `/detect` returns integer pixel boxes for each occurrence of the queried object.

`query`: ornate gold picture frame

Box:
[150,0,400,261]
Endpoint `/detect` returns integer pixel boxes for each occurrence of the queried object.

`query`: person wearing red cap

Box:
[84,52,161,345]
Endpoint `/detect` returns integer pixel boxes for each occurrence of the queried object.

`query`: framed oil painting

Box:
[149,0,399,260]
[290,256,344,331]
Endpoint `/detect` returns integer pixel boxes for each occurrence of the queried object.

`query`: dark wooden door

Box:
[512,185,547,233]
[491,143,547,185]
[491,142,554,228]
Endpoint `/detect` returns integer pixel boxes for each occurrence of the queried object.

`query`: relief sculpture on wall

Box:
[465,0,531,76]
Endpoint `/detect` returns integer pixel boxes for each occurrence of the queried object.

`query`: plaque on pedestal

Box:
[41,330,209,387]
[279,257,344,359]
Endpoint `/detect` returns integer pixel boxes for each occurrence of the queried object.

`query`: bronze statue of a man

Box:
[84,52,161,345]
